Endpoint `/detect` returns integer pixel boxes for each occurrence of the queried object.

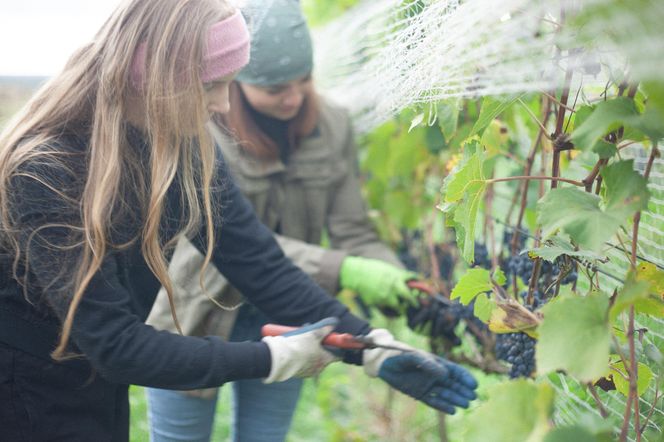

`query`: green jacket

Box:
[146,98,401,344]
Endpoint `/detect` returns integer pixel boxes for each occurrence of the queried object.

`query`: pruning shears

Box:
[261,324,413,352]
[407,280,454,307]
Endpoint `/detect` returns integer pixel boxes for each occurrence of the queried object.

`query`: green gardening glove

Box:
[339,256,420,311]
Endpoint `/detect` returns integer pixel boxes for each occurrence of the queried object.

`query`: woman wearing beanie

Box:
[145,1,475,441]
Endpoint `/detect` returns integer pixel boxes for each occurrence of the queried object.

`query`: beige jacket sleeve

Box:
[321,118,404,292]
[146,234,346,335]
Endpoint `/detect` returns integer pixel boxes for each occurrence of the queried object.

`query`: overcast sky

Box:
[0,0,120,76]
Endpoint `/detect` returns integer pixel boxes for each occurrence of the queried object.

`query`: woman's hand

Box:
[362,329,478,414]
[339,256,420,311]
[261,317,340,383]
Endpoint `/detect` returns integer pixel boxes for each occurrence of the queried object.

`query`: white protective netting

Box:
[548,146,664,440]
[312,0,664,439]
[313,0,664,133]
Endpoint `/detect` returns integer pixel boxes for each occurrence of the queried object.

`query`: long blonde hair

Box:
[0,0,235,359]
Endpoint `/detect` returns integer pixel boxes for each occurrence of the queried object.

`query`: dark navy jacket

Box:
[0,129,368,390]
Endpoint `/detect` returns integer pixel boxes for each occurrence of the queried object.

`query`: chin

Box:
[277,109,299,120]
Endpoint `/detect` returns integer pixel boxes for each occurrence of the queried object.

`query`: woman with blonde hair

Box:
[146,1,450,441]
[0,0,477,440]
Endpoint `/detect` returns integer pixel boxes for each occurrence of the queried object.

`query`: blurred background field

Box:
[0,76,46,127]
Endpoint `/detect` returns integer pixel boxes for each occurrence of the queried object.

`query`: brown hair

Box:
[0,0,236,359]
[220,81,319,160]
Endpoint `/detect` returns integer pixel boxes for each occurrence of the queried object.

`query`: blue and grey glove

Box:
[261,317,340,383]
[363,329,478,414]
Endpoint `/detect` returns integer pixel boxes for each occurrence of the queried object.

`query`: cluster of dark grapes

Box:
[495,332,537,378]
[397,246,419,273]
[434,244,455,281]
[505,254,578,289]
[519,290,548,309]
[471,242,492,270]
[505,253,534,285]
[502,229,527,252]
[406,300,461,346]
[406,297,490,347]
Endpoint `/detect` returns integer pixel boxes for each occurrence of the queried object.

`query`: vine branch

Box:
[551,65,574,189]
[512,96,552,254]
[587,383,609,418]
[485,175,584,187]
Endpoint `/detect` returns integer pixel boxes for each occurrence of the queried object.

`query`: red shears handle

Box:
[260,324,366,350]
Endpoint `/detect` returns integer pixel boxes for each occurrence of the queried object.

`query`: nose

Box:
[208,99,230,115]
[206,84,230,114]
[282,87,304,108]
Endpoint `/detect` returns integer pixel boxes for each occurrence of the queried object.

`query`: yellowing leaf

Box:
[609,275,652,323]
[636,262,664,298]
[488,300,540,336]
[610,362,654,397]
[611,271,664,320]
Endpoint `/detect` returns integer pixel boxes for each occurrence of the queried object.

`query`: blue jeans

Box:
[147,305,303,442]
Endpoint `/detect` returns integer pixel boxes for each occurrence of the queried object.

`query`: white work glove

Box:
[362,329,479,414]
[362,329,417,376]
[261,317,340,383]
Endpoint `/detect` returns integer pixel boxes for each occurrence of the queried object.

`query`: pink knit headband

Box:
[130,10,250,88]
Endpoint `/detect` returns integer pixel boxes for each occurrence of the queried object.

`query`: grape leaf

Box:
[528,235,606,262]
[537,188,616,252]
[488,301,540,336]
[442,151,485,202]
[436,99,459,139]
[493,268,507,286]
[440,151,489,263]
[592,140,618,159]
[464,380,554,442]
[468,95,522,138]
[425,125,446,154]
[569,105,595,133]
[452,187,485,263]
[537,161,649,252]
[474,292,494,322]
[451,268,491,305]
[626,107,664,142]
[481,119,509,156]
[570,98,638,151]
[536,292,611,382]
[636,262,664,297]
[543,426,612,442]
[609,274,653,322]
[600,160,650,220]
[643,81,664,117]
[611,362,654,397]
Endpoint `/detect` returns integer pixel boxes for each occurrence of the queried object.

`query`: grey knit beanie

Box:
[237,0,313,86]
